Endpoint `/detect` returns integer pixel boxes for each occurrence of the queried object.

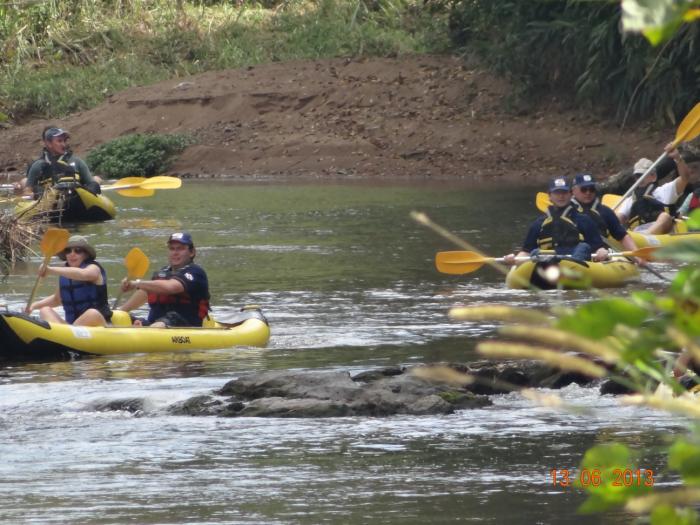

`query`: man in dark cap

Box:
[118,232,210,328]
[18,126,101,197]
[571,173,642,263]
[505,177,608,264]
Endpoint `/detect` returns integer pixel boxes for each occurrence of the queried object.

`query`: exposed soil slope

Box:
[0,55,669,185]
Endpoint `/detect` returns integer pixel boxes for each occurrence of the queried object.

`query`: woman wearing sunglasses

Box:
[26,235,112,326]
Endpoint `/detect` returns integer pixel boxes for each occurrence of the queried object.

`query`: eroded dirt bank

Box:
[0,55,669,185]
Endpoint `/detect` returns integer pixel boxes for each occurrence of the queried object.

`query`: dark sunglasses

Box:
[579,186,596,193]
[65,247,85,254]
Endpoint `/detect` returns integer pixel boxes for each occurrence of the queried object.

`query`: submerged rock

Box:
[160,366,498,418]
[168,360,604,418]
[91,360,609,419]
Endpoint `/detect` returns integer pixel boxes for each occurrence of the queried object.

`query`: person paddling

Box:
[571,173,644,265]
[16,126,102,198]
[504,177,608,265]
[615,144,690,235]
[117,232,210,328]
[25,235,112,326]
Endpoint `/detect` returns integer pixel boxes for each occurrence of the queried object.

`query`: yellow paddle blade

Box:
[124,247,150,279]
[602,194,622,208]
[628,246,658,261]
[435,251,493,275]
[672,101,700,146]
[116,177,147,186]
[26,228,70,312]
[535,192,551,212]
[138,176,182,190]
[40,228,70,256]
[102,175,181,192]
[116,188,156,197]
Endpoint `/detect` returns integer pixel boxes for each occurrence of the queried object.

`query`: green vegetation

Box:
[446,0,700,124]
[1,1,695,125]
[86,133,192,179]
[440,207,700,523]
[0,0,450,122]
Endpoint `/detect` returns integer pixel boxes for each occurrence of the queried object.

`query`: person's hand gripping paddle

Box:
[25,228,70,313]
[112,247,150,309]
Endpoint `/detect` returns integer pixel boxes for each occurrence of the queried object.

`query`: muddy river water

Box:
[0,181,682,523]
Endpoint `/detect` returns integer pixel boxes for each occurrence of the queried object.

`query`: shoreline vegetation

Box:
[1,1,697,127]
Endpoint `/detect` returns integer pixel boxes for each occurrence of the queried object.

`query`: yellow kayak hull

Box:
[625,230,700,248]
[506,257,639,290]
[0,308,270,363]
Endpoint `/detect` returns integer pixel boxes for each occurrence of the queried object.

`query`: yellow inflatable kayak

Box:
[0,307,270,363]
[16,185,116,223]
[506,257,639,290]
[623,230,700,248]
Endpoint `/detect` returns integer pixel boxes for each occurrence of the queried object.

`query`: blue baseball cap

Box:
[572,173,596,188]
[44,127,70,140]
[548,177,570,192]
[168,232,194,247]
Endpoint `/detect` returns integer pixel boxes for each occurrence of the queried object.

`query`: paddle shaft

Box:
[614,101,700,211]
[612,151,668,211]
[436,247,655,275]
[26,253,52,311]
[111,290,126,309]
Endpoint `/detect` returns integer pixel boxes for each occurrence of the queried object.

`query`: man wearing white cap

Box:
[19,126,101,197]
[616,143,690,234]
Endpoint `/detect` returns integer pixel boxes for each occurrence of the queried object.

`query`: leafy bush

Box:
[86,133,193,179]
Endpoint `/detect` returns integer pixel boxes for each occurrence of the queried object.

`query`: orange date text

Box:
[549,468,655,488]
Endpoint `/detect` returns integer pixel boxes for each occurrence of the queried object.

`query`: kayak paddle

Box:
[112,247,150,308]
[25,228,70,312]
[613,101,700,211]
[436,251,526,275]
[102,176,182,197]
[535,192,551,212]
[435,247,658,275]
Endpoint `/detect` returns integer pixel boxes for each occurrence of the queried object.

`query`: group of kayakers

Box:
[26,231,211,329]
[505,143,694,266]
[11,126,212,330]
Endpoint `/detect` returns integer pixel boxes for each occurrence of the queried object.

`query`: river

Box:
[0,182,682,524]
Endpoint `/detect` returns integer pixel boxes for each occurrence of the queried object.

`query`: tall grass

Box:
[0,0,451,122]
[447,0,700,124]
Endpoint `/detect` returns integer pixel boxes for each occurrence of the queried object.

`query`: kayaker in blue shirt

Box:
[118,232,210,327]
[504,177,608,265]
[26,235,112,326]
[570,173,645,265]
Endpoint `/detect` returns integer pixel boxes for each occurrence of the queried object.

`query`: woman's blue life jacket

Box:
[58,260,109,324]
